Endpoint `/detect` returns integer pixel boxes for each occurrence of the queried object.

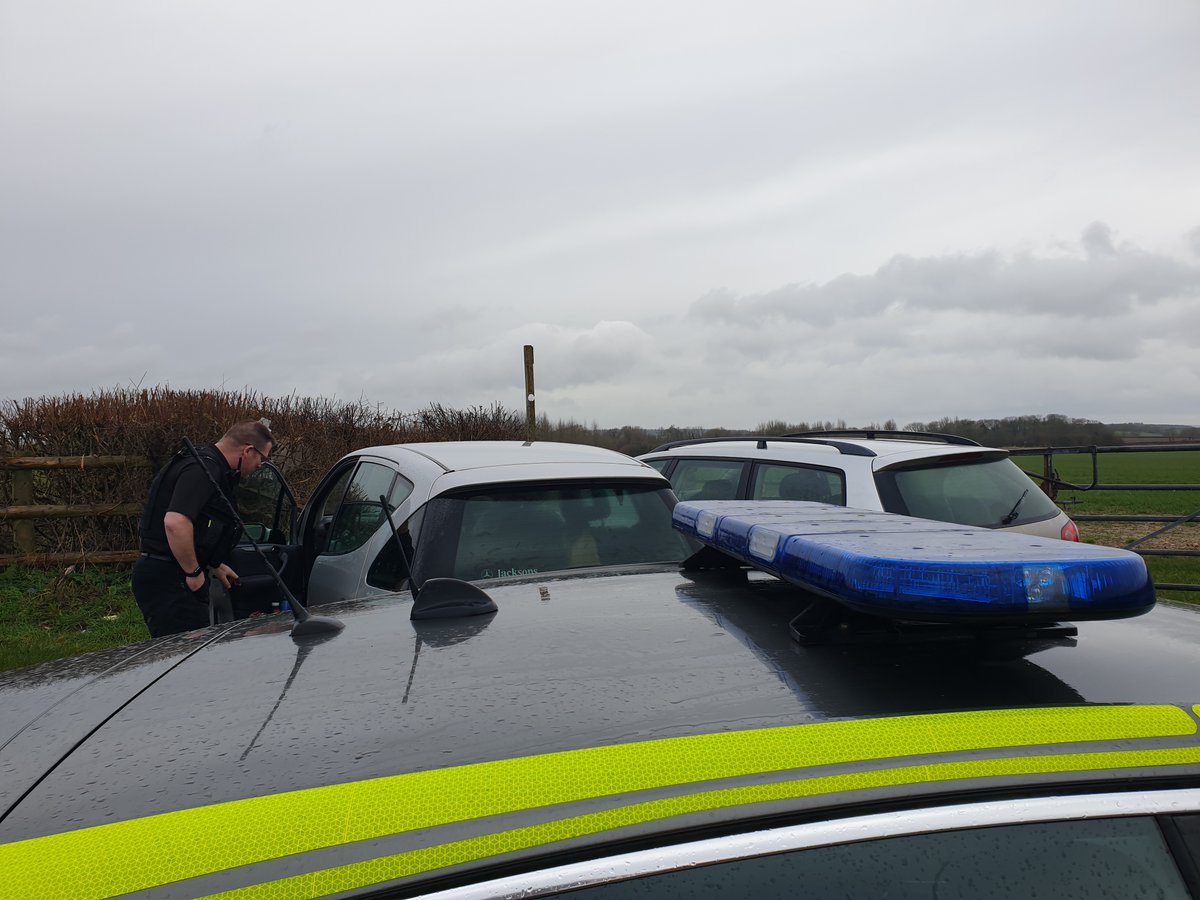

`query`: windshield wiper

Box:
[1001,489,1029,525]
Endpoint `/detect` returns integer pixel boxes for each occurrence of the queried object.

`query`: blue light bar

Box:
[674,501,1155,624]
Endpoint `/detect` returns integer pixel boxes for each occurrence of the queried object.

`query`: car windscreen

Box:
[560,815,1191,899]
[409,482,696,583]
[874,457,1061,529]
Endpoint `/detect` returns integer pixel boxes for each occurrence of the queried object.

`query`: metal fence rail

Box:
[1012,443,1200,593]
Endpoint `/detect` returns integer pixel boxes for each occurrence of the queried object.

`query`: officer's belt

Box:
[138,552,175,564]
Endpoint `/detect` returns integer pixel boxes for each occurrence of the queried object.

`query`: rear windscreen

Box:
[875,458,1061,529]
[412,483,695,582]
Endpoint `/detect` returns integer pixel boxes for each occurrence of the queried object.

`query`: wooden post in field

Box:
[1041,452,1058,500]
[12,469,35,554]
[524,344,536,443]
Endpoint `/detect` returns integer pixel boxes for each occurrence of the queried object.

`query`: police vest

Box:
[138,443,241,567]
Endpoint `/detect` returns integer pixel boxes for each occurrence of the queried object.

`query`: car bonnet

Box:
[0,627,235,821]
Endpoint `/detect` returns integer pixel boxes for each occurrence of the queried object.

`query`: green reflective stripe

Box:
[1,704,1195,900]
[208,744,1200,900]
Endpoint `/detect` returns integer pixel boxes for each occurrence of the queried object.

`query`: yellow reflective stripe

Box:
[1,704,1195,900]
[209,745,1200,900]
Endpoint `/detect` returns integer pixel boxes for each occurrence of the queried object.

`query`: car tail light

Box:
[1060,519,1080,542]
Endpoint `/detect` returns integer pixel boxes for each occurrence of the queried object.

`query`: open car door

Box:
[218,460,302,620]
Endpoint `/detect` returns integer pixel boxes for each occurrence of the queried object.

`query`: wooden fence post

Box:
[12,469,35,555]
[524,344,536,443]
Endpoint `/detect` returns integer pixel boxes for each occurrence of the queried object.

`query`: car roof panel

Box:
[428,461,669,493]
[352,441,657,473]
[640,439,1001,466]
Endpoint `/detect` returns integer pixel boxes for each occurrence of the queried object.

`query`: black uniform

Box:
[132,444,241,638]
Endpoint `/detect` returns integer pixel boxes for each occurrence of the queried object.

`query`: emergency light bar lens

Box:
[749,529,781,561]
[1025,566,1067,610]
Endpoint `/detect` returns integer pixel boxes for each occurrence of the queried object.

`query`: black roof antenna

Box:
[378,495,497,620]
[182,437,344,637]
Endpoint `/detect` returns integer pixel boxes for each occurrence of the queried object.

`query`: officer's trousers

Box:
[131,555,211,638]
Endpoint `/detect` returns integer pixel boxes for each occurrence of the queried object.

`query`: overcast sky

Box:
[3,1,1198,429]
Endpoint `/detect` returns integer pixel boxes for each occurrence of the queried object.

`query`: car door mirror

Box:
[240,522,269,543]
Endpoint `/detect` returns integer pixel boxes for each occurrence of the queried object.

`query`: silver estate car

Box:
[640,430,1080,541]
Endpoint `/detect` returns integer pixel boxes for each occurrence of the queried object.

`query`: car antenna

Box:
[379,494,497,620]
[182,437,344,637]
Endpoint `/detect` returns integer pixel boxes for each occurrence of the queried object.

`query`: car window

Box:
[325,462,412,555]
[316,465,354,521]
[410,483,693,581]
[669,459,745,501]
[366,507,421,592]
[566,816,1190,899]
[751,463,845,505]
[236,462,297,542]
[875,459,1061,528]
[643,458,670,475]
[1166,813,1200,882]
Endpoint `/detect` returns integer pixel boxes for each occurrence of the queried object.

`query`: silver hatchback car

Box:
[226,440,694,616]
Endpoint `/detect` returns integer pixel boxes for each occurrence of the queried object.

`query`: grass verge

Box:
[0,565,146,673]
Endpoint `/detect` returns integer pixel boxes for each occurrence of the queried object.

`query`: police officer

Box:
[132,420,275,638]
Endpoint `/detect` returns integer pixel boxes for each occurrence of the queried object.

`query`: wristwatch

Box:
[183,565,204,578]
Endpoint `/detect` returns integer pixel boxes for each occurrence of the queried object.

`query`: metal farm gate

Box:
[1016,443,1200,593]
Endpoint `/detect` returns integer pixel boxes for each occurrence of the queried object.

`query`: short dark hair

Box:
[223,420,275,449]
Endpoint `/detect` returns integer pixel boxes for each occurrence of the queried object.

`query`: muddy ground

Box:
[1081,520,1198,551]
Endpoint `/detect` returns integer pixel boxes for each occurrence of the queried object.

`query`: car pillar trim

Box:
[423,788,1200,900]
[2,704,1197,899]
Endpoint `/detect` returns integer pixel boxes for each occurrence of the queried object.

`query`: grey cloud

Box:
[512,322,659,390]
[334,321,660,417]
[1188,226,1200,259]
[689,227,1200,330]
[1082,221,1117,259]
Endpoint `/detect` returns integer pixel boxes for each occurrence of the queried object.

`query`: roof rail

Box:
[784,429,982,447]
[645,436,877,457]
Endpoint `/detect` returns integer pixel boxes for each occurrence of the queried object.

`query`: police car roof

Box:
[2,565,1199,895]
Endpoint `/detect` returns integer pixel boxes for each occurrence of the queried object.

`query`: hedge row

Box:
[0,387,523,558]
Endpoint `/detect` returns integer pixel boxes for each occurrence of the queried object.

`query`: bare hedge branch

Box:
[0,388,523,559]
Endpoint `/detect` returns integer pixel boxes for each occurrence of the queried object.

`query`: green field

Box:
[1010,449,1199,515]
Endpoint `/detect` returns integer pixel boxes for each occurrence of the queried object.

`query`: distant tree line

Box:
[1108,422,1200,442]
[901,414,1124,448]
[533,413,1178,456]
